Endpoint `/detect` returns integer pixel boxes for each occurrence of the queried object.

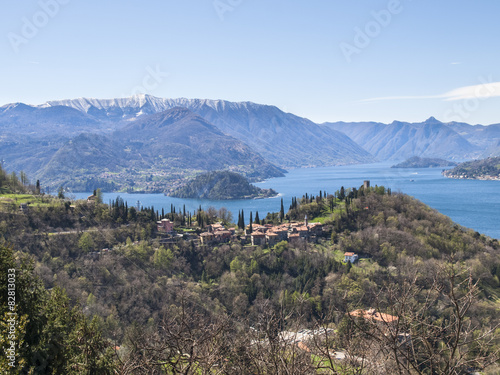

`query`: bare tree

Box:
[118,296,232,374]
[319,261,500,375]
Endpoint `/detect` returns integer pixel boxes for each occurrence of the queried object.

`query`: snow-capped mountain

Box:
[37,94,373,169]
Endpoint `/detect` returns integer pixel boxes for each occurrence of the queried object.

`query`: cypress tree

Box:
[280,198,284,223]
[249,212,253,233]
[255,211,260,224]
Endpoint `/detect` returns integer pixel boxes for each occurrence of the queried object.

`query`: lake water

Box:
[72,163,500,239]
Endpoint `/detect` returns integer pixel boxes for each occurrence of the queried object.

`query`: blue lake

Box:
[72,163,500,239]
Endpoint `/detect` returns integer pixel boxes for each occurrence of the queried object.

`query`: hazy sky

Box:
[1,0,500,124]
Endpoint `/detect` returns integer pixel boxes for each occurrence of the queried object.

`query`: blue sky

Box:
[1,0,500,124]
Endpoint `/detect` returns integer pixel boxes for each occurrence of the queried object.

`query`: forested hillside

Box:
[1,169,499,373]
[169,171,277,199]
[391,156,457,168]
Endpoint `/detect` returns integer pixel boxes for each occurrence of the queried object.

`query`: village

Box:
[157,215,323,246]
[157,215,359,264]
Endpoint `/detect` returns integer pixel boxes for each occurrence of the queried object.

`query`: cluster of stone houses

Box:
[200,223,236,245]
[248,219,323,246]
[159,218,365,262]
[197,217,324,246]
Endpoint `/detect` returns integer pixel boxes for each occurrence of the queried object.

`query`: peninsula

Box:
[168,171,278,200]
[443,156,500,180]
[392,156,457,168]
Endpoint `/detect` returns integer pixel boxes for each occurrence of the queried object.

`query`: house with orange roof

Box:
[157,218,174,233]
[208,223,224,232]
[251,232,266,246]
[296,226,309,239]
[200,232,215,245]
[308,222,323,235]
[349,308,398,325]
[344,252,358,263]
[214,230,232,243]
[272,228,289,241]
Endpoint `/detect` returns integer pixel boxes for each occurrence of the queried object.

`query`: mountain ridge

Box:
[13,107,284,192]
[2,95,500,192]
[37,94,374,168]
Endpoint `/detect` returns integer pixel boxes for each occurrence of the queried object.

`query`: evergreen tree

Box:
[95,188,103,204]
[57,186,65,199]
[249,212,253,233]
[339,186,345,200]
[255,211,260,224]
[345,260,352,273]
[280,198,285,223]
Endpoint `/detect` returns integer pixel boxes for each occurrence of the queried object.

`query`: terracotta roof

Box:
[266,232,278,237]
[272,228,288,233]
[297,341,311,352]
[344,252,356,256]
[251,232,265,237]
[349,309,398,323]
[216,230,231,235]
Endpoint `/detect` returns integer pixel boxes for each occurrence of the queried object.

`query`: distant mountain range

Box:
[322,116,500,161]
[1,94,499,192]
[35,107,286,192]
[40,95,373,168]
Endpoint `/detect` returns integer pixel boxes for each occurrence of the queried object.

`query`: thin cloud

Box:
[450,62,461,65]
[361,81,500,103]
[442,81,500,101]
